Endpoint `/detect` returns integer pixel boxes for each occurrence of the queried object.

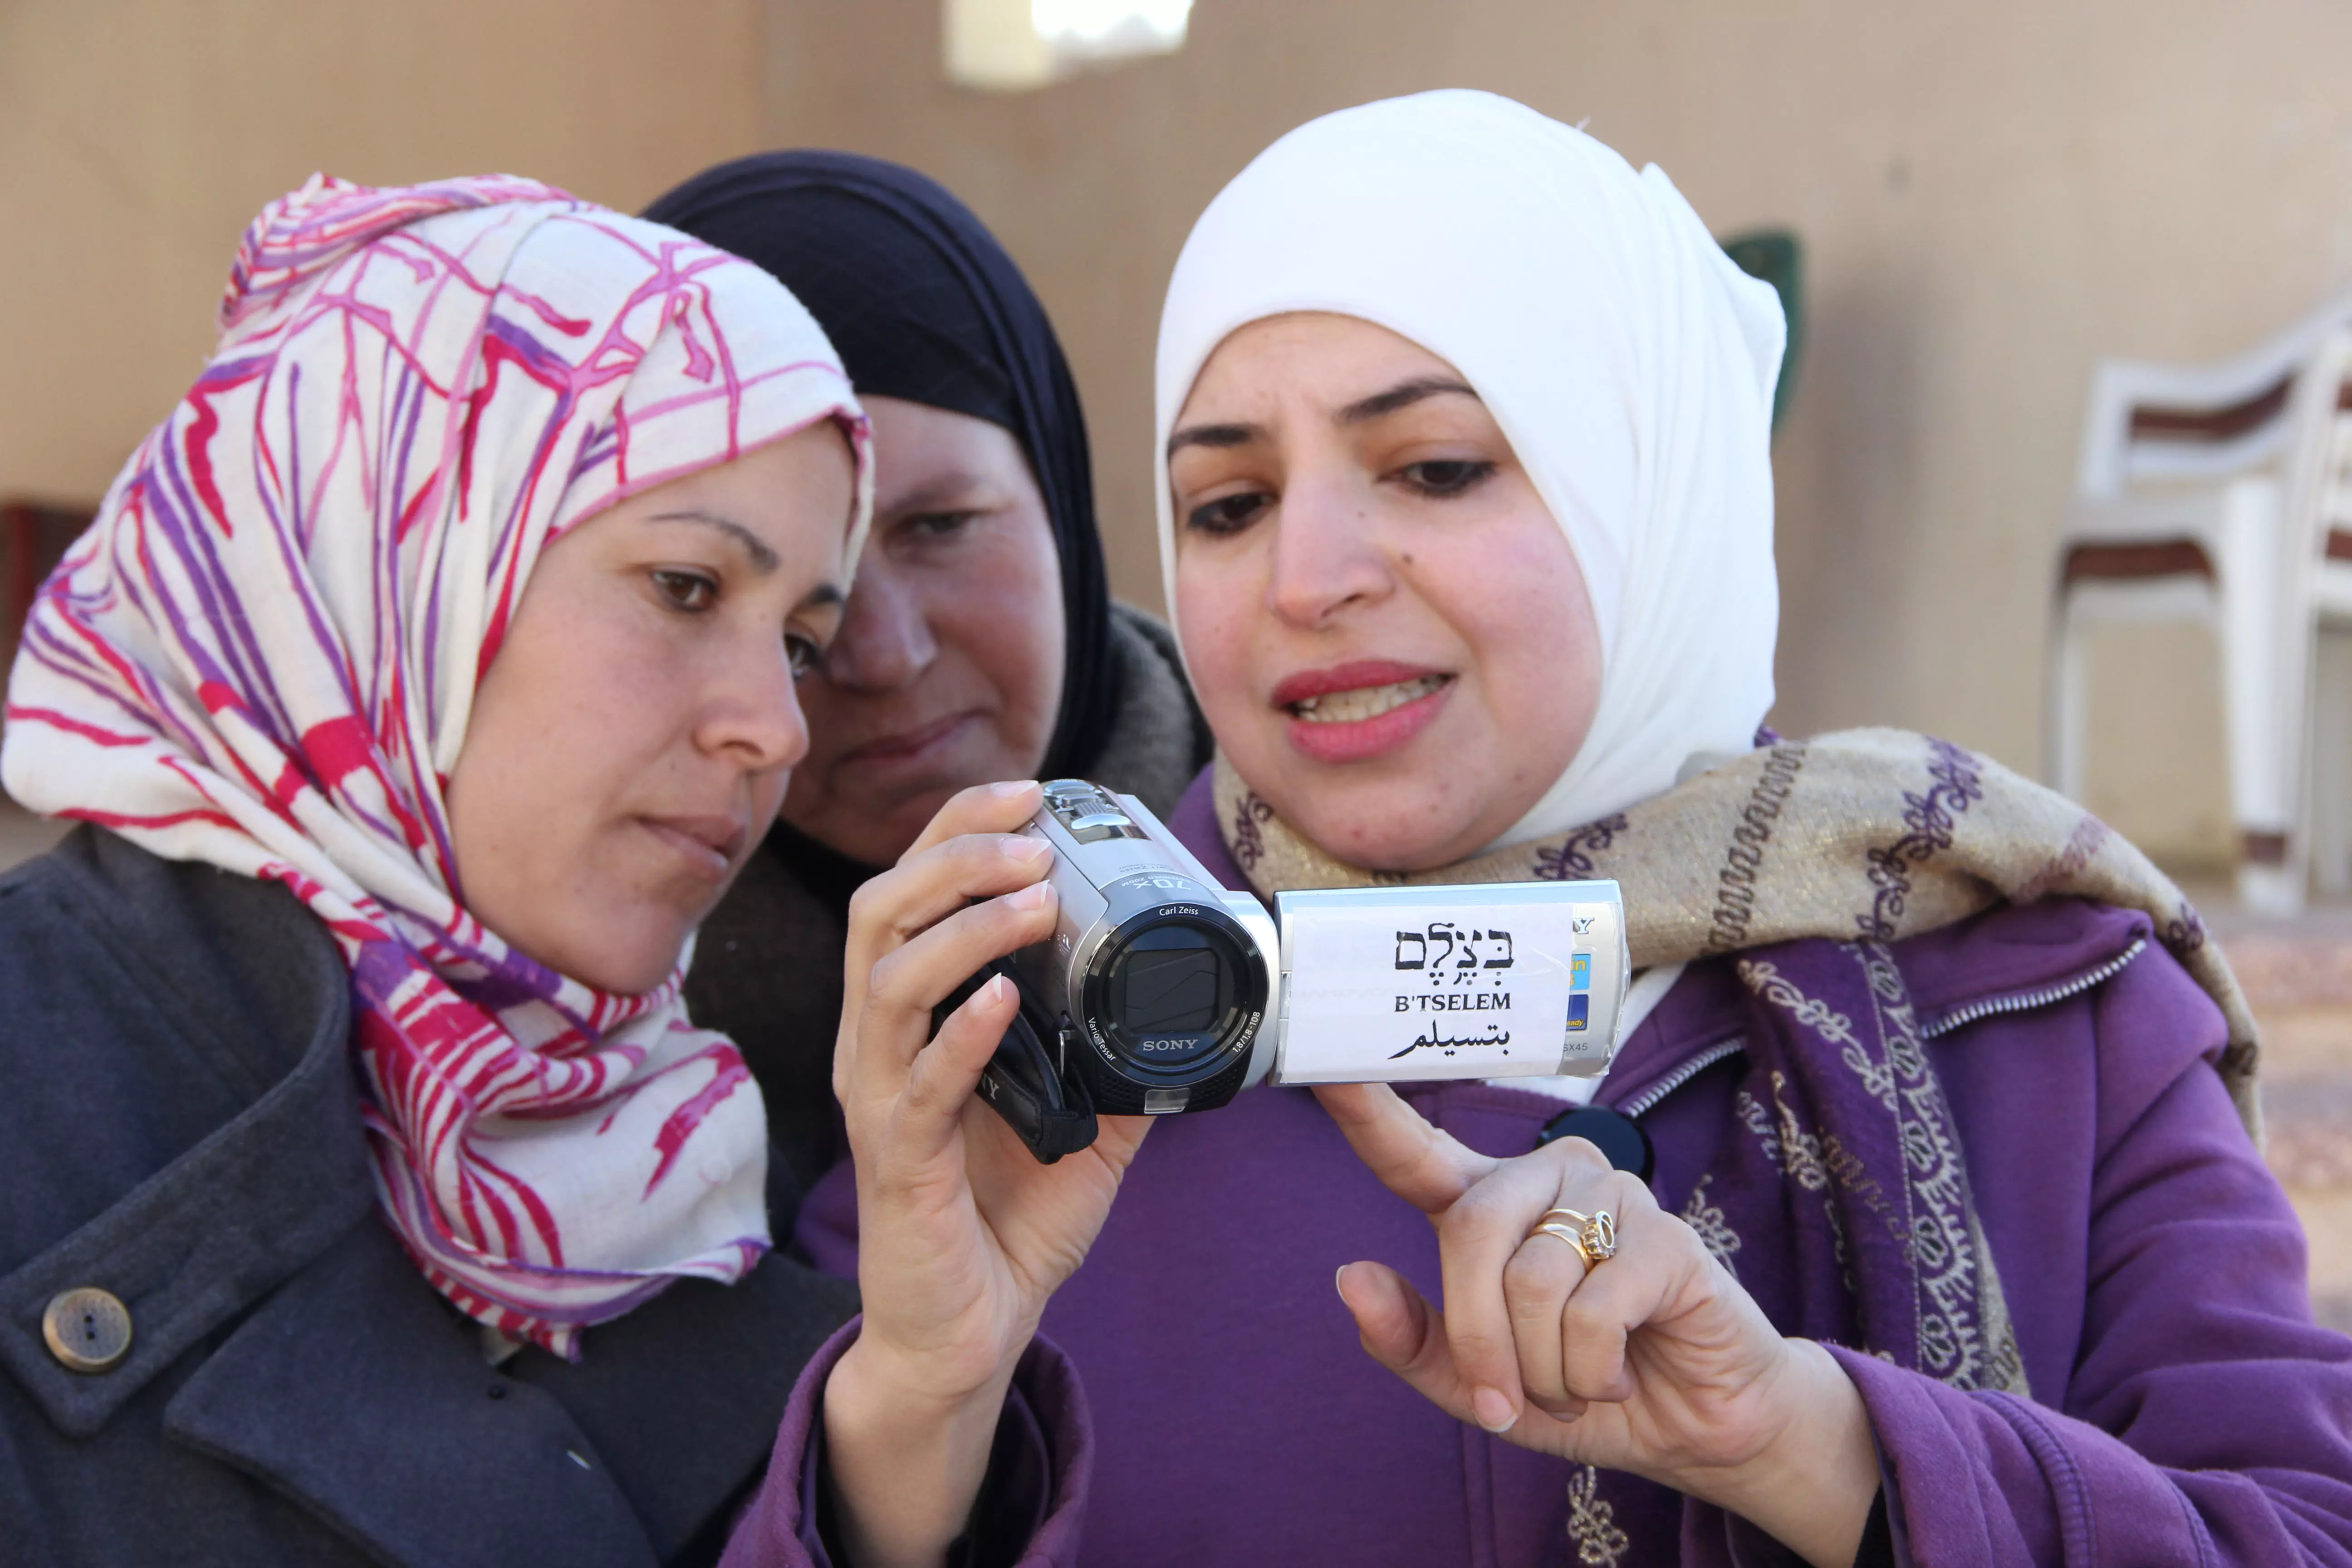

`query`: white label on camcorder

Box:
[1274,898,1610,1083]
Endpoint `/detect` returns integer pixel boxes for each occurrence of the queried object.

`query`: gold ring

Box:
[1529,1206,1617,1265]
[1528,1222,1601,1266]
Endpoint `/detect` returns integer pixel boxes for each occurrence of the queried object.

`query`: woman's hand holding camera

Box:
[816,782,1876,1566]
[822,781,1152,1568]
[1315,1083,1880,1568]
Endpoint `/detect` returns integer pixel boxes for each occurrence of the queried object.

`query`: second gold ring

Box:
[1529,1206,1617,1267]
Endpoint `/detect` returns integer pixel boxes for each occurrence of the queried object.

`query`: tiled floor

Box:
[0,798,2346,1327]
[2207,900,2352,1333]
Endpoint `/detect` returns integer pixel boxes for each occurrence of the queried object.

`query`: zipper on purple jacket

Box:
[1613,937,2151,1121]
[1919,937,2148,1039]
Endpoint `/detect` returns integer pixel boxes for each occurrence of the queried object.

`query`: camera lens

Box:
[1100,920,1240,1071]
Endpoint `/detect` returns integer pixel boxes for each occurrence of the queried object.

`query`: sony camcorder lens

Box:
[1102,921,1238,1069]
[1114,949,1219,1033]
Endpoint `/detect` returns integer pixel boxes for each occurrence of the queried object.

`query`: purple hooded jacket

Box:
[724,770,2352,1567]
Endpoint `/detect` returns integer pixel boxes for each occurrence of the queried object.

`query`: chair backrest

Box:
[2281,329,2352,569]
[2074,282,2352,501]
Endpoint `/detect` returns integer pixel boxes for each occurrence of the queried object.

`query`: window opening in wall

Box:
[944,0,1191,92]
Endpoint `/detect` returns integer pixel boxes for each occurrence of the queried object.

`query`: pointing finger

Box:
[1431,1147,1600,1430]
[1313,1082,1498,1215]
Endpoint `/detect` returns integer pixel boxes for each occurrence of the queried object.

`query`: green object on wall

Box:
[1718,229,1803,435]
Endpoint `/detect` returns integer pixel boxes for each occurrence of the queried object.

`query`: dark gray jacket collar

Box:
[0,827,373,1439]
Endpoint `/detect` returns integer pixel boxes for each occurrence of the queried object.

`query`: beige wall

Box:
[7,2,2348,864]
[0,0,764,512]
[765,0,2352,867]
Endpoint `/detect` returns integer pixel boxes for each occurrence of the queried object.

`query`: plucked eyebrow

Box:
[798,582,846,615]
[647,509,779,573]
[1337,376,1481,424]
[1165,376,1484,460]
[1165,421,1263,461]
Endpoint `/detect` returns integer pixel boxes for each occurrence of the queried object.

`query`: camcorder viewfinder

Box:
[945,781,1629,1163]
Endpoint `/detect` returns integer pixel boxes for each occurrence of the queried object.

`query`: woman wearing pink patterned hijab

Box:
[0,172,871,1564]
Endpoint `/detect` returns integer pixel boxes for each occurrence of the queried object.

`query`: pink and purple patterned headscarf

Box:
[0,174,871,1357]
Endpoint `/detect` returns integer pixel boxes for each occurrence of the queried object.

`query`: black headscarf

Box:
[642,151,1118,785]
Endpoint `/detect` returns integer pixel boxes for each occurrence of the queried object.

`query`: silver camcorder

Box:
[948,780,1630,1162]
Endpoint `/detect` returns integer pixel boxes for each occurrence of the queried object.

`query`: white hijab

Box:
[1153,89,1784,849]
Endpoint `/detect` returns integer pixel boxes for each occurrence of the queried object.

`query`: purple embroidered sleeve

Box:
[1833,987,2352,1566]
[720,1316,1094,1568]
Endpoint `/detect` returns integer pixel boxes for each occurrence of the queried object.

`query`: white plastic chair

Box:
[2292,333,2352,900]
[2048,299,2352,915]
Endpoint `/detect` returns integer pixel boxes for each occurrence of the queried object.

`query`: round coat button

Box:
[42,1288,132,1373]
[1535,1105,1656,1184]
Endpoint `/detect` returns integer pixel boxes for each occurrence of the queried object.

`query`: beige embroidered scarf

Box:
[1215,726,2261,1137]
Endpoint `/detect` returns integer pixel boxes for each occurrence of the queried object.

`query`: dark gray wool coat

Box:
[0,827,857,1568]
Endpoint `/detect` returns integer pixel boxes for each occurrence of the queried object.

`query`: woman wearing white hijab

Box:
[740,93,2352,1568]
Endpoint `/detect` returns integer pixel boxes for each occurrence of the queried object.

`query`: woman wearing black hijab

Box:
[646,153,1210,1190]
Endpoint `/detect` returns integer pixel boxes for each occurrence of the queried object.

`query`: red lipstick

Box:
[1271,661,1455,765]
